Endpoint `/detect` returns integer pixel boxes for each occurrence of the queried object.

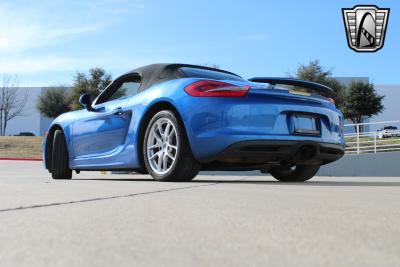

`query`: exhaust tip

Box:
[296,145,317,161]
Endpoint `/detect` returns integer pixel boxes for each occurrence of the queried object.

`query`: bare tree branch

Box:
[0,74,28,136]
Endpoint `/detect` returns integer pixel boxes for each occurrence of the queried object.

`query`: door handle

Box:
[112,107,124,115]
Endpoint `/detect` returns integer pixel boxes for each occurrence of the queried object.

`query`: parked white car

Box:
[377,126,399,139]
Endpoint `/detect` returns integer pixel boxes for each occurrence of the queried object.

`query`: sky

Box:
[0,0,399,86]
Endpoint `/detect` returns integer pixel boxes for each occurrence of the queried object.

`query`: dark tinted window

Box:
[178,67,243,81]
[96,76,141,105]
[108,80,141,101]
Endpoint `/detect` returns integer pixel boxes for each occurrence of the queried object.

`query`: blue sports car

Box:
[43,63,344,182]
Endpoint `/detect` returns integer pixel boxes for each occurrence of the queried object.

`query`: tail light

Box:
[184,80,250,97]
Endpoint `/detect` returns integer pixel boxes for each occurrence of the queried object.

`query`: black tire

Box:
[143,110,201,182]
[269,164,320,182]
[51,130,72,179]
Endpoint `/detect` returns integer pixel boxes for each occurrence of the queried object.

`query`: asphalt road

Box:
[0,161,399,267]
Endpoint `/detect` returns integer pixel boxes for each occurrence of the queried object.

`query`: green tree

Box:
[68,68,112,110]
[37,86,70,119]
[343,80,384,132]
[294,60,346,108]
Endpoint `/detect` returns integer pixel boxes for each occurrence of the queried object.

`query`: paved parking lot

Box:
[0,160,399,267]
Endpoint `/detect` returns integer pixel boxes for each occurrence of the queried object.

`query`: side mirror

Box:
[79,94,94,111]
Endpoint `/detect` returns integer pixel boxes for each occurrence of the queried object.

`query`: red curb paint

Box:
[0,158,42,161]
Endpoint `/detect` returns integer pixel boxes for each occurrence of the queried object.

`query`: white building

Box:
[5,87,55,136]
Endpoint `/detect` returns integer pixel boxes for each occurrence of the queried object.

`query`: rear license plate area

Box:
[290,114,321,136]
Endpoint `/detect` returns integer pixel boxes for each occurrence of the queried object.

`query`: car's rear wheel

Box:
[269,164,320,182]
[51,130,72,179]
[143,110,201,182]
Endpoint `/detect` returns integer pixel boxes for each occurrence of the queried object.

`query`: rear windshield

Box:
[178,67,244,81]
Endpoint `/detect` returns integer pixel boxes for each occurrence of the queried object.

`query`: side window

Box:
[109,80,141,101]
[96,75,141,105]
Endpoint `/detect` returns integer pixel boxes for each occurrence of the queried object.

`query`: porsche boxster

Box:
[43,63,344,182]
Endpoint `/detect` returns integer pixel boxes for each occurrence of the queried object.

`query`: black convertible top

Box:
[124,63,242,91]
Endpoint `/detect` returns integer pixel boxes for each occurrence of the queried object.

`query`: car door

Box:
[71,74,141,158]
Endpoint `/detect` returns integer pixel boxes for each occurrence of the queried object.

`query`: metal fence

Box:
[344,120,400,154]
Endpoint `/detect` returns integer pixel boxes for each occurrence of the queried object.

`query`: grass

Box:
[345,135,400,153]
[345,136,400,146]
[0,136,43,158]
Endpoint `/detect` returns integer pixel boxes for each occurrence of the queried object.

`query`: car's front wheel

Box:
[51,130,72,179]
[143,110,201,182]
[268,164,320,182]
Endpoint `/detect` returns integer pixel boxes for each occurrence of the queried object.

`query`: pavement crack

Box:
[0,182,218,214]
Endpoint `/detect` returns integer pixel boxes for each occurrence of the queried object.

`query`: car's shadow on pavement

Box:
[73,178,154,182]
[72,178,400,187]
[192,180,400,187]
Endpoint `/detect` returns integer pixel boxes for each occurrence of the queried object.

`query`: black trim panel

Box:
[200,140,344,167]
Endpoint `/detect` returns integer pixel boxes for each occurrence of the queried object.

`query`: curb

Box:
[0,158,42,161]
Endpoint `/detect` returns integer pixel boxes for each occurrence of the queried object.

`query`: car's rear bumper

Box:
[200,140,344,167]
[176,87,345,164]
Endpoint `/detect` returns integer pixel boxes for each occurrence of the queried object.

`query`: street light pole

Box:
[0,107,3,136]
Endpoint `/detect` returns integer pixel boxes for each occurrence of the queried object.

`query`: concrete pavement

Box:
[0,161,399,267]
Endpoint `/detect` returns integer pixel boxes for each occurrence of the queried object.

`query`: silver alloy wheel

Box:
[146,117,179,175]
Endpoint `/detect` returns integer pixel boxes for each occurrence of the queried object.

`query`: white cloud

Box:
[0,0,145,54]
[0,54,168,75]
[0,3,101,53]
[0,0,148,78]
[0,56,79,73]
[0,23,100,54]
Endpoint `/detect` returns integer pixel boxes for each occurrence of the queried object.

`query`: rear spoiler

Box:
[248,77,334,97]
